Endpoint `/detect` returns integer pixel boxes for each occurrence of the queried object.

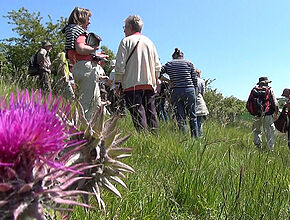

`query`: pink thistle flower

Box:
[0,90,72,177]
[0,90,93,219]
[0,89,134,219]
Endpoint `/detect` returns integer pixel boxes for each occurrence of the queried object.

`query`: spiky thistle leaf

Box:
[66,102,135,210]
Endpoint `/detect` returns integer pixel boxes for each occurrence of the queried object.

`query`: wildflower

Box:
[0,90,134,219]
[0,90,89,219]
[0,91,69,172]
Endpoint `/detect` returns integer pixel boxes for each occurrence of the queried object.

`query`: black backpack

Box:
[246,86,274,116]
[28,50,40,76]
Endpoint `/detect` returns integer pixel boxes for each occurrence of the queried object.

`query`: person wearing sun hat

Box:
[247,76,279,151]
[256,76,272,85]
[281,88,290,105]
[37,41,53,92]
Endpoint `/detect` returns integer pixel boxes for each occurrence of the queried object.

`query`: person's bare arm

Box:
[75,43,98,55]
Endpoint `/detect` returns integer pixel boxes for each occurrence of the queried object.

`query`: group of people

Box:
[59,7,209,137]
[32,6,289,149]
[246,76,290,151]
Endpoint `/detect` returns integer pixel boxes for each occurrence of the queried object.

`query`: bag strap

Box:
[126,37,141,65]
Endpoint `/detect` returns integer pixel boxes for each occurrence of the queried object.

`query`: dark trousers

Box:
[38,70,51,92]
[124,89,158,132]
[288,123,290,149]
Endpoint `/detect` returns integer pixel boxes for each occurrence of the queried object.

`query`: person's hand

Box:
[99,75,109,80]
[92,45,100,51]
[95,51,109,59]
[101,100,111,106]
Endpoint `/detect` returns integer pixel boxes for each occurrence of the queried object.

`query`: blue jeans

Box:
[171,87,198,138]
[155,96,169,122]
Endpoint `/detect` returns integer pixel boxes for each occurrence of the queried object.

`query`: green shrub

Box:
[204,79,246,124]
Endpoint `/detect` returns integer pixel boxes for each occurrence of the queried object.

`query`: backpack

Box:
[274,107,288,133]
[246,86,274,116]
[28,51,40,76]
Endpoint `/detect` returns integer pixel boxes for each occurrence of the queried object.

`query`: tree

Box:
[1,7,66,75]
[100,45,115,75]
[0,43,12,77]
[204,78,246,123]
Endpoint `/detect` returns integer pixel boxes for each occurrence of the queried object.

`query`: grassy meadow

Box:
[0,81,289,219]
[70,116,289,219]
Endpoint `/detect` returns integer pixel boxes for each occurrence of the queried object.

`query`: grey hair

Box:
[124,15,143,32]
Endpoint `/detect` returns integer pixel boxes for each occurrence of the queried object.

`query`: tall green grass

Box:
[70,117,289,219]
[0,81,288,219]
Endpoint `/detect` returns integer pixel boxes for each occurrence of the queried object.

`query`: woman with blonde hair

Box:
[62,7,102,121]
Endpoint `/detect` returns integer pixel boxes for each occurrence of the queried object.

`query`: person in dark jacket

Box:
[37,41,53,92]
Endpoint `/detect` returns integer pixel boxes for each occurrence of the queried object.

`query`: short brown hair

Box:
[68,7,92,26]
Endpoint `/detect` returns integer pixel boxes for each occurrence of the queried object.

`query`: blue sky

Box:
[0,0,289,100]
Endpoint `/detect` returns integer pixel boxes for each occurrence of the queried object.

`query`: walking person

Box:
[195,69,209,137]
[37,41,53,92]
[115,15,161,132]
[281,88,290,149]
[62,7,101,121]
[246,76,279,151]
[160,48,199,138]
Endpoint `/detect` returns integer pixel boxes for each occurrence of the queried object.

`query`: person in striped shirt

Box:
[160,48,199,138]
[62,7,102,121]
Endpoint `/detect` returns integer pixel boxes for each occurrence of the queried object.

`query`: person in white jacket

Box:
[115,15,161,132]
[196,69,209,137]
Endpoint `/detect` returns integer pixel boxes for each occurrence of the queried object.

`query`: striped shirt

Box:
[160,59,197,88]
[63,24,87,50]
